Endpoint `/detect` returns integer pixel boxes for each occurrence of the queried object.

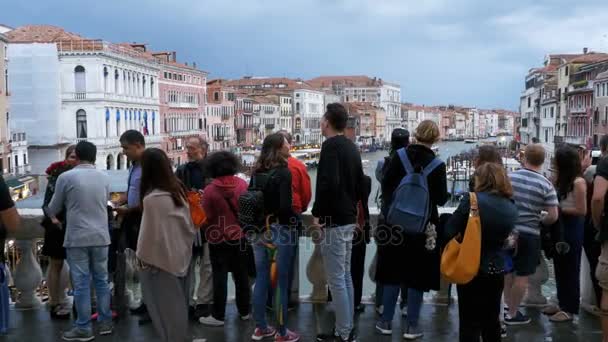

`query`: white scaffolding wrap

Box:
[8,43,63,146]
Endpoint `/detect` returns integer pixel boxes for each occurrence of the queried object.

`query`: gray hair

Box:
[190,135,209,150]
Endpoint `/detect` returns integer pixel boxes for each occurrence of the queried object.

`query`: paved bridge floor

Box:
[4,302,604,341]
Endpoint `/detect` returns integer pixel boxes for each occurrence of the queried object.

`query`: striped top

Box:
[509,168,559,236]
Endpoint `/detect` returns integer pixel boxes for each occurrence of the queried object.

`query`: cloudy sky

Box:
[3,0,608,110]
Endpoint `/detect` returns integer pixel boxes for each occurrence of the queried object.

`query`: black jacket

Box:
[251,166,297,226]
[175,160,208,190]
[375,144,448,290]
[445,192,517,274]
[312,135,365,227]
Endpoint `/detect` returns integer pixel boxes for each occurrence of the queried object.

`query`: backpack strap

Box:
[397,148,414,174]
[422,158,443,177]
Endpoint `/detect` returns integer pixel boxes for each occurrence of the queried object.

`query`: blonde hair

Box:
[414,120,440,144]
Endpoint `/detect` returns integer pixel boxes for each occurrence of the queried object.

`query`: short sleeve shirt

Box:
[509,168,559,236]
[127,163,142,208]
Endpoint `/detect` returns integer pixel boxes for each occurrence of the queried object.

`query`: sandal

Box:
[549,311,573,322]
[542,304,560,315]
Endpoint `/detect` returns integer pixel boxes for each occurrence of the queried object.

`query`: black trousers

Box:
[584,221,603,306]
[457,273,503,342]
[327,229,366,308]
[209,240,251,320]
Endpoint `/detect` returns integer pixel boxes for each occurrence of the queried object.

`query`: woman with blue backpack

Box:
[375,120,448,340]
[248,133,300,342]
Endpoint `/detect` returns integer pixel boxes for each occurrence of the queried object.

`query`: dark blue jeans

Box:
[252,225,297,336]
[554,214,585,314]
[381,285,423,327]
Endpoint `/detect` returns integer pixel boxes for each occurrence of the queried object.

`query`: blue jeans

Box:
[66,246,112,330]
[252,225,297,336]
[320,224,355,339]
[381,286,423,327]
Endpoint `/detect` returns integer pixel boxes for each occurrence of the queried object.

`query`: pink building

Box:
[153,51,207,166]
[206,79,236,150]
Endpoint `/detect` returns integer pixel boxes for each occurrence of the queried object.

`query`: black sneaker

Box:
[504,311,531,326]
[316,332,334,341]
[501,324,507,338]
[354,304,365,314]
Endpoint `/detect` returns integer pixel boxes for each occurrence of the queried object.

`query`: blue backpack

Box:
[387,148,443,234]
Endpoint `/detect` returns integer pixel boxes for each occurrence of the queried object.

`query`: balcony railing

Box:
[62,92,158,105]
[168,102,199,109]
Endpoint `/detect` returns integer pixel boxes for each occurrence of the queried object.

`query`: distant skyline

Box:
[3,0,608,110]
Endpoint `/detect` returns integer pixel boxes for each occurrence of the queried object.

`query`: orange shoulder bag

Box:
[187,190,207,228]
[440,192,482,284]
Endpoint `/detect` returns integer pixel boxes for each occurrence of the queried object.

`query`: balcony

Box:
[76,134,164,148]
[569,107,593,116]
[15,165,31,175]
[168,129,205,138]
[563,136,587,145]
[62,92,158,105]
[168,102,199,109]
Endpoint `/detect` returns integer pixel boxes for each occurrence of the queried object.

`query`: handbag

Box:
[187,190,207,227]
[440,192,482,284]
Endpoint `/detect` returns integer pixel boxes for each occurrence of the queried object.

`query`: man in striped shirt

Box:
[504,144,559,325]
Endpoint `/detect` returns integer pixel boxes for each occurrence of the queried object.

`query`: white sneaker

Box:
[199,316,224,327]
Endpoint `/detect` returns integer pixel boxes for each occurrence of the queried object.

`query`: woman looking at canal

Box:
[249,133,300,342]
[375,120,448,340]
[445,163,517,341]
[543,145,587,322]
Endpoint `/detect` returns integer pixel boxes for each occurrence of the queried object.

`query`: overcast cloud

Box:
[3,0,608,109]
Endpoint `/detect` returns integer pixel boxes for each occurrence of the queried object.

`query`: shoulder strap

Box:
[469,192,479,214]
[422,158,443,177]
[397,148,414,174]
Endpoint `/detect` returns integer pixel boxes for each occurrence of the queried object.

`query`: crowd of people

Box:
[0,102,608,342]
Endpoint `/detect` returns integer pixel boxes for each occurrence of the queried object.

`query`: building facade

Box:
[293,88,324,145]
[0,33,11,173]
[154,50,207,166]
[206,79,236,150]
[594,71,608,144]
[7,26,163,173]
[308,76,401,139]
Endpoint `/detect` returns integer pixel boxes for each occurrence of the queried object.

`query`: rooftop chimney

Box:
[193,62,197,68]
[584,47,589,54]
[171,51,177,62]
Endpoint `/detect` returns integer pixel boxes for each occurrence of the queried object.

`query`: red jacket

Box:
[201,176,247,244]
[288,156,312,214]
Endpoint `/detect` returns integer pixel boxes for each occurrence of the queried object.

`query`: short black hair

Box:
[205,151,241,178]
[120,130,145,147]
[601,135,608,153]
[75,141,97,163]
[324,103,348,131]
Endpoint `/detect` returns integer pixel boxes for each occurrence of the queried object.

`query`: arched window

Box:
[152,111,156,135]
[105,109,110,138]
[74,66,86,93]
[150,77,154,98]
[116,110,121,137]
[142,76,147,97]
[103,67,108,93]
[117,153,123,170]
[76,109,87,138]
[114,69,119,93]
[106,154,114,170]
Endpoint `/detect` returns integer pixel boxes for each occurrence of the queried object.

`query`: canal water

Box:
[307,140,476,209]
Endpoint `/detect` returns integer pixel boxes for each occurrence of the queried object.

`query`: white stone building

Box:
[7,26,163,173]
[293,88,324,144]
